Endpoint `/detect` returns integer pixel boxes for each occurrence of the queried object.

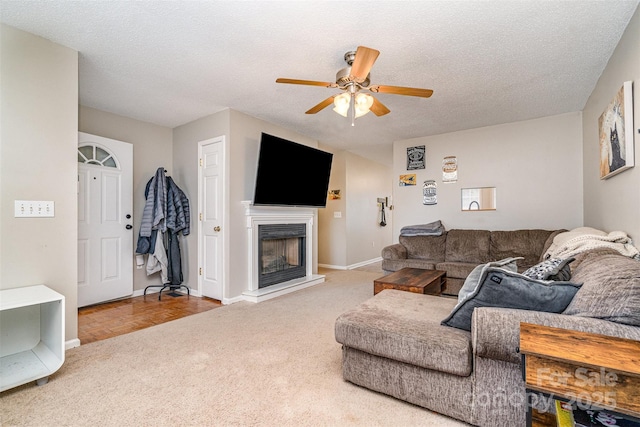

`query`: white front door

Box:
[78,132,133,307]
[199,137,225,300]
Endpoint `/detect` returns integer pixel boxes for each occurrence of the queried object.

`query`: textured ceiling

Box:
[1,1,638,165]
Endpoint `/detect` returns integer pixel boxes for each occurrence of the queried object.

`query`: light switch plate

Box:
[14,200,55,217]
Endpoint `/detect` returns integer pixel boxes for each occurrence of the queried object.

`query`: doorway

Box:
[77,132,133,307]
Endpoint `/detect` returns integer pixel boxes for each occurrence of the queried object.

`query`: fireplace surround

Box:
[241,201,325,302]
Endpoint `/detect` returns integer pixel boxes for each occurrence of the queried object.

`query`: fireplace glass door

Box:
[258,224,306,288]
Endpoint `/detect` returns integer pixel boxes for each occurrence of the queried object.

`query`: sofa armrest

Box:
[471,307,640,364]
[381,243,407,260]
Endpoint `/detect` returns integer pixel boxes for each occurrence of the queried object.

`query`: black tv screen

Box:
[253,133,333,208]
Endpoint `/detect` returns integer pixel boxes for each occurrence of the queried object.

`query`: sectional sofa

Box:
[381,229,565,295]
[336,247,640,426]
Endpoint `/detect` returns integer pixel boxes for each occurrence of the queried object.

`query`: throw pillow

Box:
[441,268,581,331]
[522,257,575,281]
[457,257,522,303]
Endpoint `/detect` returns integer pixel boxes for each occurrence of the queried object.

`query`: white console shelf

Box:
[0,285,65,392]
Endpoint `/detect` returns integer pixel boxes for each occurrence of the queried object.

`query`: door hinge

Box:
[199,267,202,275]
[199,158,203,167]
[199,212,203,221]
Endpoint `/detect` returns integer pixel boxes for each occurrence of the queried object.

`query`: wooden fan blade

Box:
[370,97,390,116]
[305,96,335,114]
[349,46,380,83]
[276,78,337,88]
[370,85,433,98]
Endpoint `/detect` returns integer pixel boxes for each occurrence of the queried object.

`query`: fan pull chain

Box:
[351,93,356,126]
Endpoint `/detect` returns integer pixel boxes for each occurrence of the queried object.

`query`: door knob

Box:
[214,226,221,232]
[126,224,133,230]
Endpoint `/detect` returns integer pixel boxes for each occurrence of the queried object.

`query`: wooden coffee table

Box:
[373,268,447,296]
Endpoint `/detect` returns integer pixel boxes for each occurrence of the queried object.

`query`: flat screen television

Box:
[253,133,333,208]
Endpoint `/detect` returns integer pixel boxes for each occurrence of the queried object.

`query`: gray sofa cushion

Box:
[443,278,465,297]
[490,229,555,269]
[382,258,438,272]
[399,234,447,261]
[335,290,473,377]
[435,261,479,280]
[381,243,406,260]
[564,252,640,326]
[441,267,581,331]
[445,230,491,263]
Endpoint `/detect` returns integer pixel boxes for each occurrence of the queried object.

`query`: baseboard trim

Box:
[319,257,382,271]
[66,338,81,350]
[222,295,245,305]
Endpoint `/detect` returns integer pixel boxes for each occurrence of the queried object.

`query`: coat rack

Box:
[137,167,191,300]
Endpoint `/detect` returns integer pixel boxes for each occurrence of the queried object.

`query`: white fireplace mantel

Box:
[241,201,324,302]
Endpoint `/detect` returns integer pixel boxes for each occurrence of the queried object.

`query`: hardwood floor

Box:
[78,261,383,345]
[78,292,222,344]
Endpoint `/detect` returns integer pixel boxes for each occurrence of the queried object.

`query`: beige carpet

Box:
[0,267,468,426]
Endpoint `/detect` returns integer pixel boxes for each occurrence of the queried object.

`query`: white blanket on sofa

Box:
[544,227,640,260]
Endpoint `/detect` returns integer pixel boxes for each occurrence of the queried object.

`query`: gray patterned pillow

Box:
[522,257,575,281]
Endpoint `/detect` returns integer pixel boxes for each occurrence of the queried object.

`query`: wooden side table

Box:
[519,322,640,426]
[373,268,446,296]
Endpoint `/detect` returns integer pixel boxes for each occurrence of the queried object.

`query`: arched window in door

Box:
[78,144,119,168]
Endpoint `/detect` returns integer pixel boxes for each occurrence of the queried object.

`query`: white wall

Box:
[318,149,347,266]
[582,6,640,241]
[79,106,174,293]
[318,148,393,268]
[344,152,393,266]
[0,25,79,341]
[392,112,584,238]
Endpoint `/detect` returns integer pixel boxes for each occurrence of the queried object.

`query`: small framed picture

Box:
[399,174,417,186]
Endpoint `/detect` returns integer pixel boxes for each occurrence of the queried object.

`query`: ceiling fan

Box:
[276,46,433,126]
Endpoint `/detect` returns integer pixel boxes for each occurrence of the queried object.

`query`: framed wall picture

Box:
[423,180,437,205]
[442,156,458,183]
[399,174,416,186]
[328,189,341,200]
[599,81,634,179]
[407,146,425,170]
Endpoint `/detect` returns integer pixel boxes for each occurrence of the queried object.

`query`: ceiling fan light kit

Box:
[332,92,351,117]
[276,46,433,126]
[354,93,374,116]
[333,90,375,125]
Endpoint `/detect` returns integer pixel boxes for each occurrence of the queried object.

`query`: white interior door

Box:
[199,137,225,300]
[78,132,133,307]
